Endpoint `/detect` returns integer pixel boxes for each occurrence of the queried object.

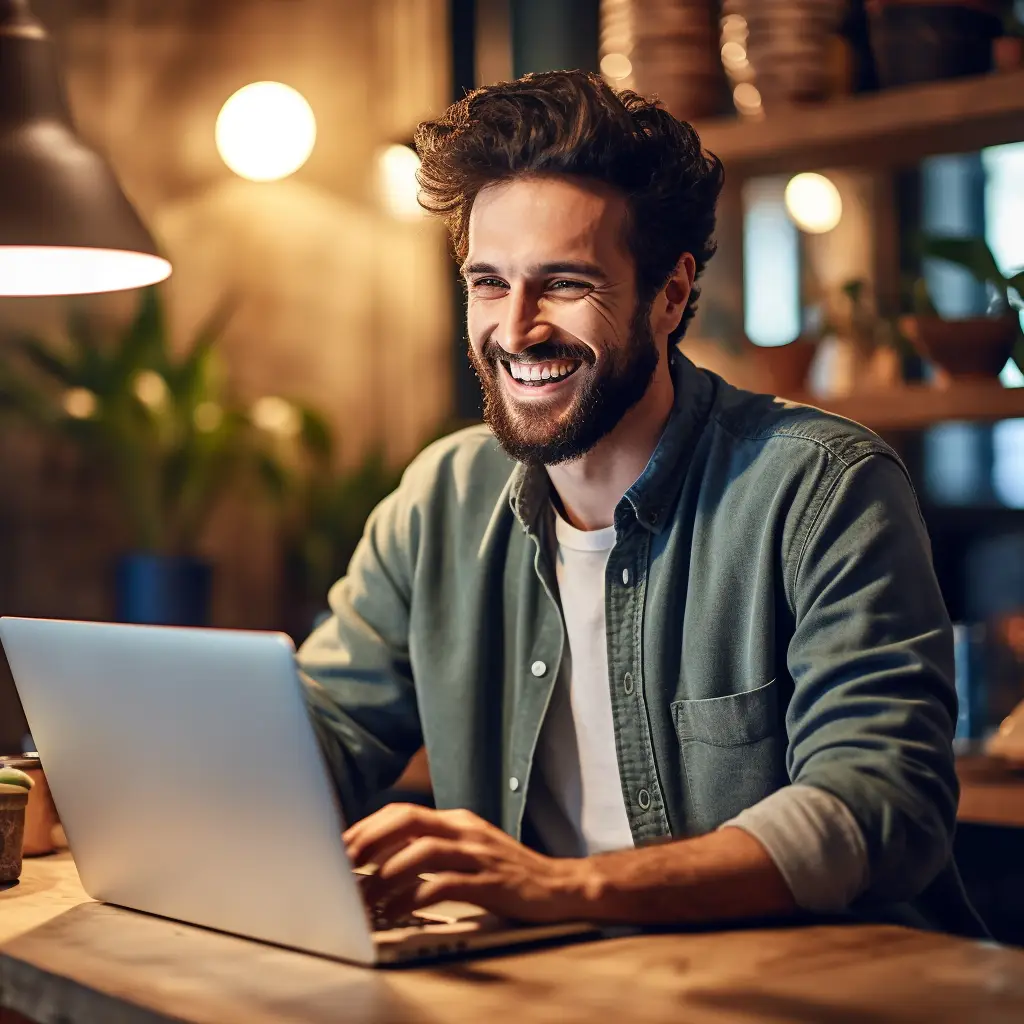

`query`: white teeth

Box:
[508,360,580,383]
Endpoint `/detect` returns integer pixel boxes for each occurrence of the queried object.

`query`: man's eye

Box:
[472,277,507,290]
[549,279,589,292]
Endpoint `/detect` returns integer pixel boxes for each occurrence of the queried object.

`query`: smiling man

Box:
[298,71,984,936]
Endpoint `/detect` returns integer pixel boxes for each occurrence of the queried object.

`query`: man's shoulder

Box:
[708,374,897,471]
[401,423,517,506]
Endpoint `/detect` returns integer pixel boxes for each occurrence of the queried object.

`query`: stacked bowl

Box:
[601,0,727,120]
[722,0,847,110]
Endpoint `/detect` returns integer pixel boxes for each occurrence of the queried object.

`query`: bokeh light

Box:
[377,144,423,221]
[600,53,633,80]
[215,82,316,182]
[784,173,843,234]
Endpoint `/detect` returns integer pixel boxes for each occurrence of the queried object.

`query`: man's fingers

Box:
[345,805,465,867]
[362,837,486,905]
[383,872,494,918]
[343,803,419,847]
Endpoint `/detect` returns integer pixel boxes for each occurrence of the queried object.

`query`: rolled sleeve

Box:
[722,784,869,912]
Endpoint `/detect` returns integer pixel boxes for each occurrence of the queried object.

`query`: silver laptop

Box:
[0,616,598,965]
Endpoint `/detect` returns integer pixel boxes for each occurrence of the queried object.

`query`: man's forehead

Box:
[466,177,629,269]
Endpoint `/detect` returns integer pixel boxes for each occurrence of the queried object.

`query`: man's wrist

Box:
[555,828,797,926]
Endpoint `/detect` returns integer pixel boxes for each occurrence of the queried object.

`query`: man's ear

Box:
[652,253,697,339]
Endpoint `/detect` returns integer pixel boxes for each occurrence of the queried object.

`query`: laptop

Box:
[0,616,600,965]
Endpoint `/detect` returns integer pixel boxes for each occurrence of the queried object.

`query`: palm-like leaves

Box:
[0,287,264,553]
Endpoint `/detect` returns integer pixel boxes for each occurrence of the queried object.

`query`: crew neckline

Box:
[551,503,617,552]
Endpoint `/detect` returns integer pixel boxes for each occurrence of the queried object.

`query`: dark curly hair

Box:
[414,69,725,342]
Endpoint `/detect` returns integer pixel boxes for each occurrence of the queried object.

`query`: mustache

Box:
[481,337,595,366]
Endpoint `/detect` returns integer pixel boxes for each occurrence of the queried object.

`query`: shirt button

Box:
[531,660,546,677]
[638,788,651,810]
[509,777,520,792]
[622,568,630,585]
[623,671,634,695]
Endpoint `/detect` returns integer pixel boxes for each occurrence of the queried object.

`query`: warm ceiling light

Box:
[377,144,423,221]
[600,53,633,80]
[215,82,316,182]
[784,172,843,234]
[0,0,170,295]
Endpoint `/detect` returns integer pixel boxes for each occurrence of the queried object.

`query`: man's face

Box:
[462,176,660,466]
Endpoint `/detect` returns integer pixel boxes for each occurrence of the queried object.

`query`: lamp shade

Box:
[0,0,171,295]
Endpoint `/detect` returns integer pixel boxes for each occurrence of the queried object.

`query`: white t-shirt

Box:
[527,507,635,857]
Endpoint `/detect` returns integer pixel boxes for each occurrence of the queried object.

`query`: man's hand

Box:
[346,804,798,928]
[344,803,594,922]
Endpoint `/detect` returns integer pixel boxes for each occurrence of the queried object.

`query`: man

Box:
[299,70,984,936]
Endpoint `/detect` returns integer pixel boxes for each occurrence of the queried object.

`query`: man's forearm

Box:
[577,826,797,925]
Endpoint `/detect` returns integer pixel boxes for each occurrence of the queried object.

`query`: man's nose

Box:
[502,285,553,354]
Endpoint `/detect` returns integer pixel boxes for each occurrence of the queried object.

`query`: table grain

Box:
[2,854,1024,1023]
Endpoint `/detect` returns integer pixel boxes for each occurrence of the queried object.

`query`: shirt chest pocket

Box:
[670,678,789,835]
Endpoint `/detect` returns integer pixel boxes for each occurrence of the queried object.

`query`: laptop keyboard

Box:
[370,903,425,931]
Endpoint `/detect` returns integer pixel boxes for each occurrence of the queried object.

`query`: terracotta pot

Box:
[0,756,57,856]
[0,787,28,883]
[994,36,1024,72]
[898,315,1018,379]
[746,340,818,396]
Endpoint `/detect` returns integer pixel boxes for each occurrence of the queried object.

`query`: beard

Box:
[467,304,660,467]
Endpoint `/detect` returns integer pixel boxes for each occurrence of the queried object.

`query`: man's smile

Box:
[499,357,583,395]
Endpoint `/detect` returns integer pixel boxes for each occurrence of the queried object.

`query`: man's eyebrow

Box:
[460,260,609,280]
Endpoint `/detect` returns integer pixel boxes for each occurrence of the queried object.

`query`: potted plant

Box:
[0,287,264,625]
[899,235,1024,380]
[256,413,462,644]
[994,1,1024,69]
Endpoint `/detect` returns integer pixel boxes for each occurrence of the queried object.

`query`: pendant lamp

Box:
[0,0,171,296]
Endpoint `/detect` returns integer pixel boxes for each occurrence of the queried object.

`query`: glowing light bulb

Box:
[215,82,316,182]
[784,173,843,234]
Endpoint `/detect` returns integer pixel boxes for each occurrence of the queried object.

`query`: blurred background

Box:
[1,0,1024,936]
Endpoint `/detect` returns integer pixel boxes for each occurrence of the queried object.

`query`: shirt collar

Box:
[508,349,715,536]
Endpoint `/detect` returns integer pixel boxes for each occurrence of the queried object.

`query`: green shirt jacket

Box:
[299,349,986,937]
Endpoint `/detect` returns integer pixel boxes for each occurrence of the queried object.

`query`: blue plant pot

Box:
[115,554,212,627]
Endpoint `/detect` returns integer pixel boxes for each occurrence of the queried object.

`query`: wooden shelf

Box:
[786,382,1024,431]
[694,70,1024,177]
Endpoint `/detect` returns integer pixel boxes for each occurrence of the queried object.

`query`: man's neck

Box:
[546,356,675,531]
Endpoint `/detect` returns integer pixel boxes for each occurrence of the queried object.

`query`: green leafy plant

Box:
[260,413,462,639]
[0,287,268,554]
[921,234,1024,364]
[922,235,1024,318]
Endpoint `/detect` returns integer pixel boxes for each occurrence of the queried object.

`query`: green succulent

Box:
[0,766,33,791]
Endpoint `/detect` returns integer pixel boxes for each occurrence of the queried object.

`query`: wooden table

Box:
[957,756,1024,829]
[3,856,1024,1023]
